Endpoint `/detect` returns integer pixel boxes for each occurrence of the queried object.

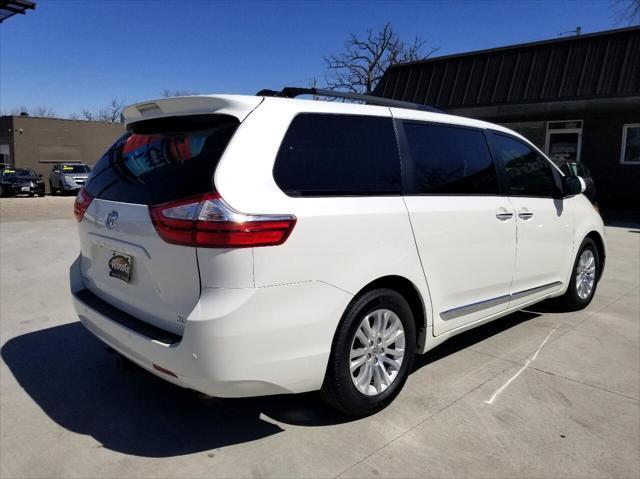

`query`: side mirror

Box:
[38,174,43,178]
[563,175,586,197]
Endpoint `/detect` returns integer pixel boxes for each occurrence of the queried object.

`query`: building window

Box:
[620,124,640,165]
[0,144,10,166]
[546,120,582,163]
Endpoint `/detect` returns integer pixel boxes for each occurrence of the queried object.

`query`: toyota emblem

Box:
[105,210,118,229]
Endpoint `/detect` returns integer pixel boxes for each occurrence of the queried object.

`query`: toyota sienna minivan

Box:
[70,90,605,416]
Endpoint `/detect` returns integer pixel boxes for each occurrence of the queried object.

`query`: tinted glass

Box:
[274,114,400,196]
[575,162,590,177]
[559,163,573,176]
[492,134,559,197]
[61,164,91,173]
[402,122,498,195]
[2,168,36,177]
[85,115,239,205]
[622,126,640,164]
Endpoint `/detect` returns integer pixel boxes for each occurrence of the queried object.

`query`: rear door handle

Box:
[518,208,534,220]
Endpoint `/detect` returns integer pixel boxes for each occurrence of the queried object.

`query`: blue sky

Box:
[0,0,627,117]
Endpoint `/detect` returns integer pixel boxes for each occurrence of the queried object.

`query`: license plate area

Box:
[108,251,133,283]
[21,187,30,191]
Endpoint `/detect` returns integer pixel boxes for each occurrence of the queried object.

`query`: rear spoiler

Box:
[121,95,263,127]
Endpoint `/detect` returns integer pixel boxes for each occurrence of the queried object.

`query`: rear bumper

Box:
[70,256,352,397]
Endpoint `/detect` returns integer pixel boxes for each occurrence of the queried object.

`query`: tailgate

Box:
[79,199,199,335]
[77,111,246,335]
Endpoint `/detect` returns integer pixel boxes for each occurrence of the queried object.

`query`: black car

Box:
[0,168,46,197]
[556,160,597,205]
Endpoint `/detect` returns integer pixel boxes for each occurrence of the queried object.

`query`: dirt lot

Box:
[1,197,639,478]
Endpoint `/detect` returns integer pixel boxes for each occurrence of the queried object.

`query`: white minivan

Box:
[70,89,605,416]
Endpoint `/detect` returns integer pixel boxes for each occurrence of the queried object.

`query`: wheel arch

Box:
[585,230,606,280]
[352,275,428,352]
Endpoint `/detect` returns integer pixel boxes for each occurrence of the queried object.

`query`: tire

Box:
[38,191,45,197]
[49,182,57,195]
[321,288,416,417]
[558,238,600,311]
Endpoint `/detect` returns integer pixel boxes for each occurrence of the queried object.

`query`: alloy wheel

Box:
[576,249,596,300]
[349,308,405,396]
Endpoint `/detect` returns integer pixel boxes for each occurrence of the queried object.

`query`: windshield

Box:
[2,169,36,178]
[61,164,91,174]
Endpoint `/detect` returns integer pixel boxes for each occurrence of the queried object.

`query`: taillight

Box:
[149,193,296,248]
[74,188,93,222]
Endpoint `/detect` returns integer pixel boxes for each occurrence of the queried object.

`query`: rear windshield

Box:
[85,115,239,205]
[61,164,91,173]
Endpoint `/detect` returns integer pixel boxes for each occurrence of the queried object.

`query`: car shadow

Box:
[2,310,541,458]
[412,309,540,371]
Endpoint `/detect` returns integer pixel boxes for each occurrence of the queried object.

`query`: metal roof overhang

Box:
[374,26,640,111]
[0,0,35,22]
[446,96,640,122]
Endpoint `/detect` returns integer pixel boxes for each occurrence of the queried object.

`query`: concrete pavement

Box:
[1,197,638,478]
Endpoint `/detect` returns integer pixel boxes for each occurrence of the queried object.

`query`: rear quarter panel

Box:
[213,99,433,326]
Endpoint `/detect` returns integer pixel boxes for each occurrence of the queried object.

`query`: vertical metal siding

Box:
[374,27,640,108]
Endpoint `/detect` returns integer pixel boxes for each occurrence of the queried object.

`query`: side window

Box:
[559,163,573,176]
[492,134,560,197]
[575,163,590,177]
[401,121,499,195]
[273,114,400,196]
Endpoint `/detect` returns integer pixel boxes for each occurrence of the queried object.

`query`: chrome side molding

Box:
[440,281,563,321]
[510,281,563,301]
[440,295,510,321]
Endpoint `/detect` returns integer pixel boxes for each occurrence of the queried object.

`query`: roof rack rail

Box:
[256,87,442,113]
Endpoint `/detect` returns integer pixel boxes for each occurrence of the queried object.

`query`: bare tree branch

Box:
[32,106,57,118]
[162,89,198,98]
[9,106,30,116]
[614,0,640,24]
[73,98,125,123]
[4,105,56,117]
[95,97,125,123]
[79,109,95,121]
[324,22,438,95]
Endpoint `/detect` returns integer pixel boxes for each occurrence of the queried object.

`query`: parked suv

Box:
[70,91,605,416]
[49,162,91,195]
